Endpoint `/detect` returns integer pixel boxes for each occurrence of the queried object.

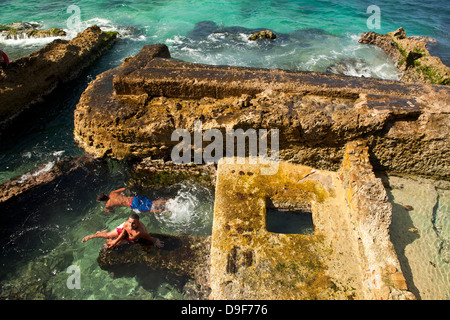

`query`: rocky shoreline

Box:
[0,25,117,140]
[0,156,106,204]
[359,27,449,85]
[74,43,449,180]
[0,22,66,40]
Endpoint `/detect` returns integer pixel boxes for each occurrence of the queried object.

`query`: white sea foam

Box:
[166,35,186,45]
[207,33,224,42]
[17,161,55,183]
[0,35,66,46]
[22,152,32,159]
[154,183,214,235]
[350,33,361,42]
[0,17,138,49]
[52,150,65,157]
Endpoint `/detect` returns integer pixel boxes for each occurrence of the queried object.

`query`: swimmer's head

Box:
[96,193,109,202]
[129,213,140,229]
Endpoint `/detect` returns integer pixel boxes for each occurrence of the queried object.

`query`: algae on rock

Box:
[359,27,449,85]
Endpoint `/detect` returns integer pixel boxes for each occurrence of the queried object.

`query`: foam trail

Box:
[155,184,214,235]
[0,17,138,49]
[17,161,55,183]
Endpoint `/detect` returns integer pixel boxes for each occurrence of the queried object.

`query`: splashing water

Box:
[154,183,214,236]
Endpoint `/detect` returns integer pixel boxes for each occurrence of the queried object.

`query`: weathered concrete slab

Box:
[210,142,415,300]
[74,44,449,179]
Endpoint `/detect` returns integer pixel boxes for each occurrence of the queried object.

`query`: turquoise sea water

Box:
[1,0,449,183]
[0,0,448,300]
[1,0,449,73]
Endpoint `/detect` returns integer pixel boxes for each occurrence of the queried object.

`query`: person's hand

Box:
[153,238,164,248]
[104,240,116,249]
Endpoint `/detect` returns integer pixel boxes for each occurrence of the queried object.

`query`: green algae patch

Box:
[0,23,66,38]
[386,30,449,85]
[129,160,216,189]
[101,31,119,48]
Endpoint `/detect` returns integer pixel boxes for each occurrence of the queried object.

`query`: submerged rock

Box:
[0,22,66,40]
[0,246,74,300]
[97,234,211,299]
[74,44,449,180]
[0,156,109,231]
[0,156,107,205]
[359,28,449,85]
[248,29,276,41]
[0,25,118,140]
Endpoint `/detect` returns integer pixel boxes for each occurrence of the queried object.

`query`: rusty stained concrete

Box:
[210,143,415,300]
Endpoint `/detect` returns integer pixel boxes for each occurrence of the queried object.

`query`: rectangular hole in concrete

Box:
[266,208,315,235]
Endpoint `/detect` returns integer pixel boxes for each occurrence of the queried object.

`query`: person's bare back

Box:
[96,187,171,214]
[105,188,132,213]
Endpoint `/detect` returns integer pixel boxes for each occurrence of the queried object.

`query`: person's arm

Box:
[103,197,115,214]
[140,229,164,248]
[111,187,126,194]
[104,206,115,215]
[105,229,126,248]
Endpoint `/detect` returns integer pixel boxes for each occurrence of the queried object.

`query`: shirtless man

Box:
[82,213,164,248]
[97,187,170,214]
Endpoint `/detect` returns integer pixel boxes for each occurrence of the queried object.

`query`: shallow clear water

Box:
[0,162,214,299]
[0,0,448,300]
[386,176,449,300]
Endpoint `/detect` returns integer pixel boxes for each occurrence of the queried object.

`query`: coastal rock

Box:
[97,234,211,299]
[0,156,108,221]
[74,44,450,180]
[0,22,66,40]
[188,21,285,42]
[0,25,117,140]
[248,29,276,41]
[339,140,415,300]
[359,28,449,85]
[129,158,216,189]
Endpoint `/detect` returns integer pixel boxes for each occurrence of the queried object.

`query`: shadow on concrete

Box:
[377,172,422,299]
